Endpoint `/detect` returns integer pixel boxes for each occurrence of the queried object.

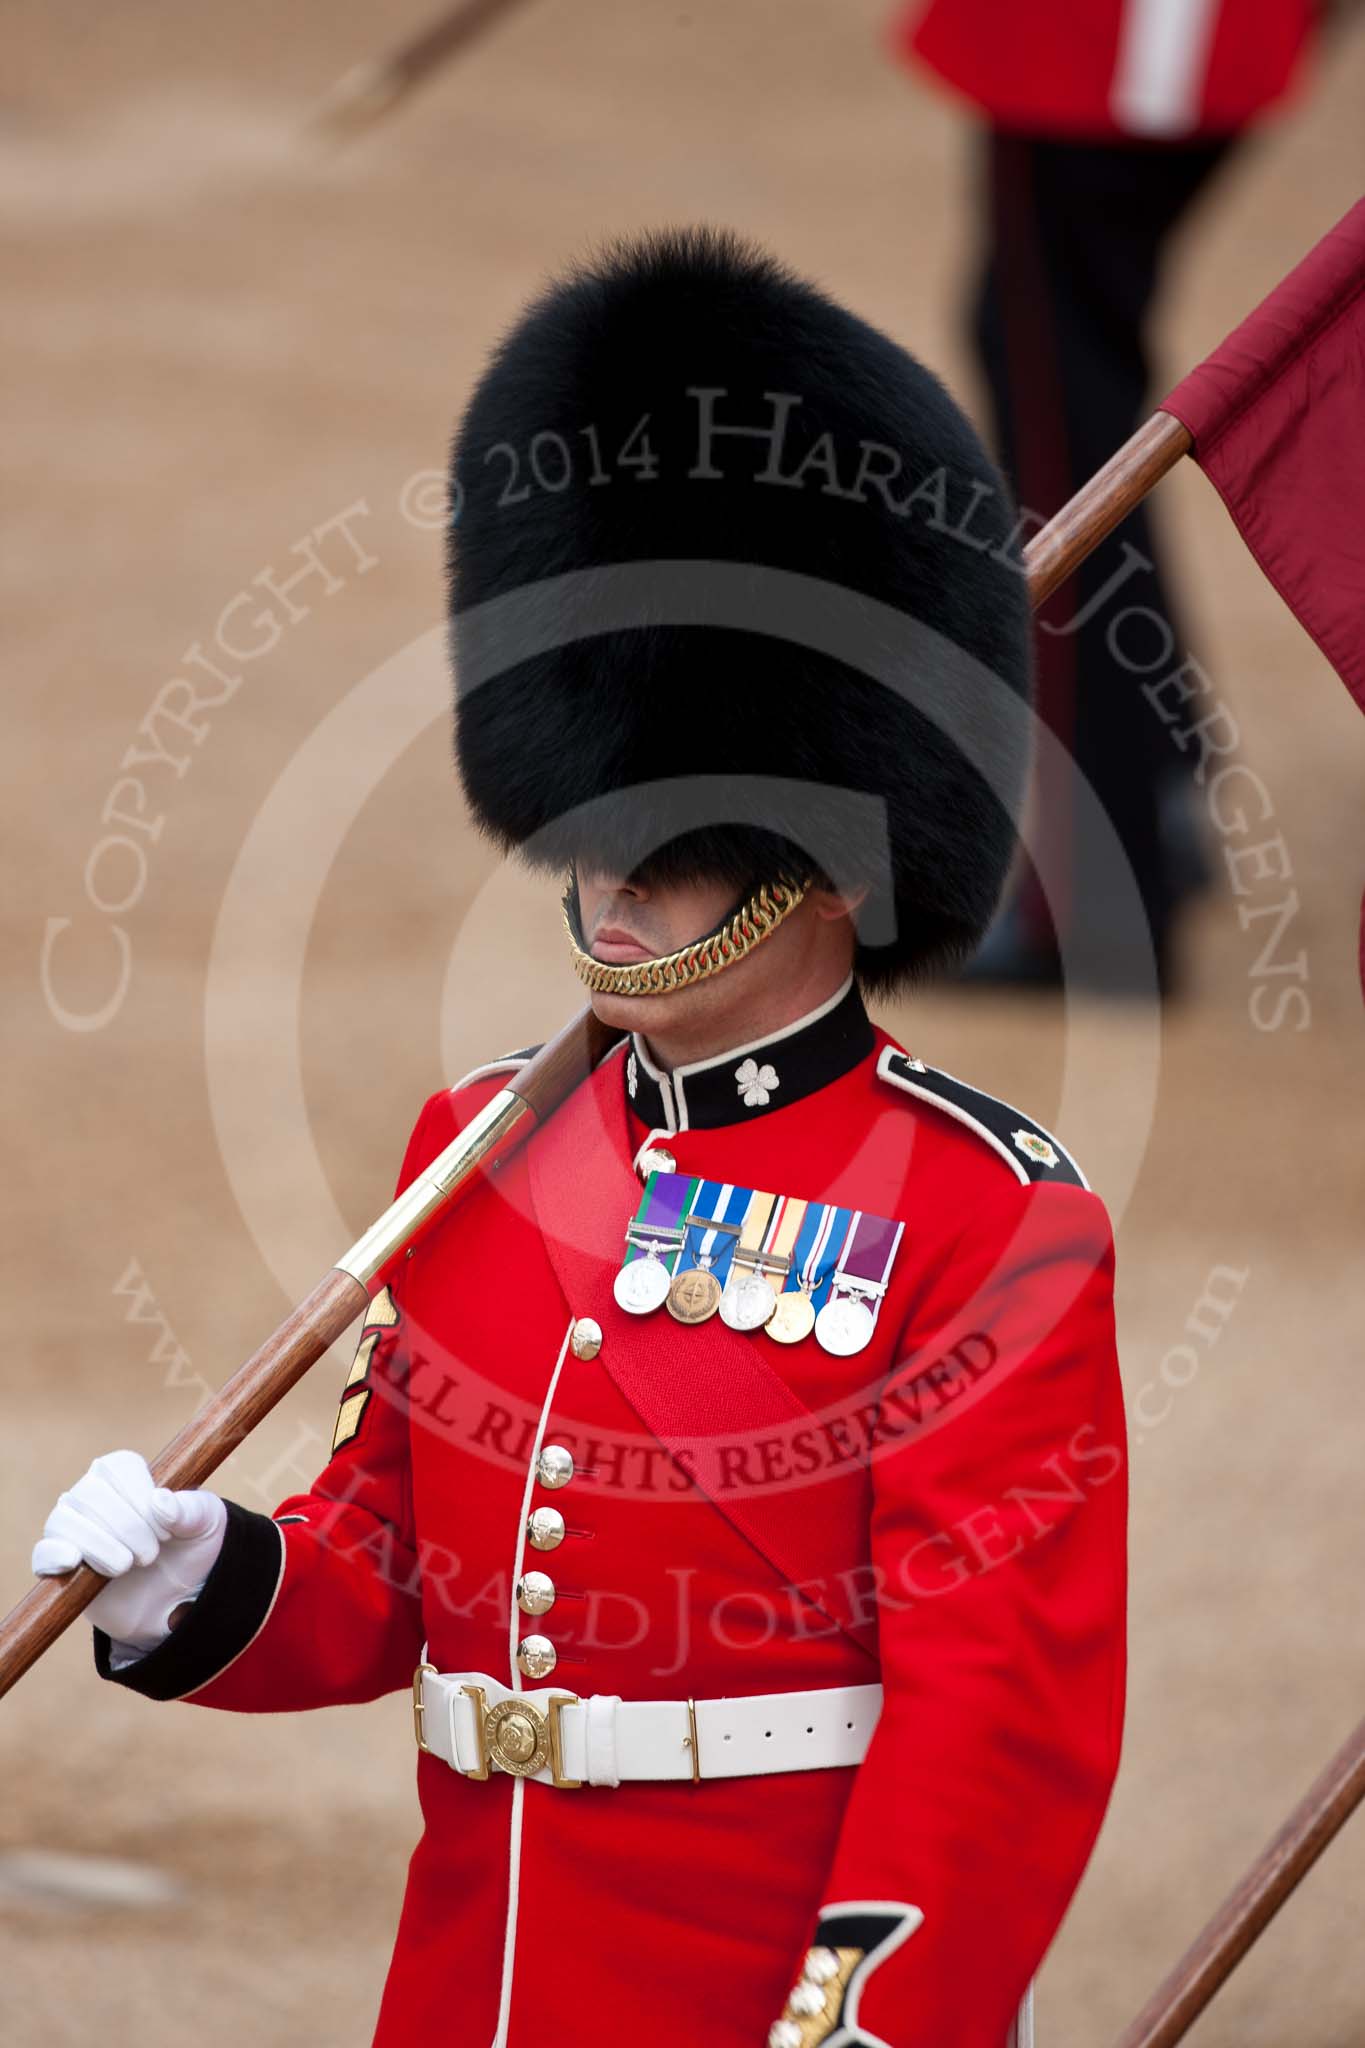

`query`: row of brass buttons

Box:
[517,1431,573,1676]
[516,1317,599,1679]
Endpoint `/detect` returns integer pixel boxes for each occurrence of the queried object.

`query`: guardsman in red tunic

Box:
[34,226,1127,2047]
[889,0,1316,995]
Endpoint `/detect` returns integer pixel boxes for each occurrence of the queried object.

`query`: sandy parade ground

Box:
[3,4,1364,2043]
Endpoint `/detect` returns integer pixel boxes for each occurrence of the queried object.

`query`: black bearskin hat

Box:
[448,225,1032,993]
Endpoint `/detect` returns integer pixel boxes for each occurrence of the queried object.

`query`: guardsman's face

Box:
[576,867,740,972]
[575,864,859,1063]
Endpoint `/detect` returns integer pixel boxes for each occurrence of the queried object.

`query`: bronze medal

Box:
[766,1287,817,1345]
[667,1266,722,1323]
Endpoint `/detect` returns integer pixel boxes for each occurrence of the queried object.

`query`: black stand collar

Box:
[624,977,874,1133]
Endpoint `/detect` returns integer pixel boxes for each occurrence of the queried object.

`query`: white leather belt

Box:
[413,1663,882,1788]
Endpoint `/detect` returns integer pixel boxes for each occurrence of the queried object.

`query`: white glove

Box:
[32,1449,228,1653]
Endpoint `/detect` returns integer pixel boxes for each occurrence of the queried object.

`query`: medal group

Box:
[612,1172,904,1358]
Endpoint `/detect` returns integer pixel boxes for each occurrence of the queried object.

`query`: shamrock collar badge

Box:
[735,1057,780,1108]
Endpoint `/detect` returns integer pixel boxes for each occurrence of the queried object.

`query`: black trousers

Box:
[970,128,1235,984]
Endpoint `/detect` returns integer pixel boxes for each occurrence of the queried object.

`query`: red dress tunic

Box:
[98,984,1127,2048]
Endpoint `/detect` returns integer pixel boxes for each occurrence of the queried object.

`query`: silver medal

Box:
[814,1292,875,1356]
[613,1253,672,1315]
[719,1270,777,1332]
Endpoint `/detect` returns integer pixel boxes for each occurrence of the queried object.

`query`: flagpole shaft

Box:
[310,0,536,140]
[1023,410,1191,608]
[0,1006,619,1701]
[1113,1716,1365,2048]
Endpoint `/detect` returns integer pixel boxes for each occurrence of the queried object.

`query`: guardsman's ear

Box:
[766,1900,923,2046]
[810,883,869,924]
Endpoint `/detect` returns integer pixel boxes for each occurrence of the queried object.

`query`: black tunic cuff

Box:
[767,1906,922,2045]
[93,1499,285,1701]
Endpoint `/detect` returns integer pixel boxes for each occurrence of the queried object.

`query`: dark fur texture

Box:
[448,225,1032,991]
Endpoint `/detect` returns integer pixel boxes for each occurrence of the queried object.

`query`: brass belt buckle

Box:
[412,1661,439,1754]
[460,1683,582,1788]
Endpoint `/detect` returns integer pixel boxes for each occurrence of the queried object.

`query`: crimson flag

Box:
[1158,196,1365,714]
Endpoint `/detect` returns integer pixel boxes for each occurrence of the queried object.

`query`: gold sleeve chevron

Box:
[331,1285,400,1454]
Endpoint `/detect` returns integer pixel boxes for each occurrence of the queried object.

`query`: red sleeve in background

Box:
[890,0,1314,139]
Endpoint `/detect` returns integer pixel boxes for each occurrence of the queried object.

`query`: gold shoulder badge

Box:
[1012,1129,1059,1169]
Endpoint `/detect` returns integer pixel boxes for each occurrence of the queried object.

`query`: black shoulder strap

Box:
[877,1046,1088,1189]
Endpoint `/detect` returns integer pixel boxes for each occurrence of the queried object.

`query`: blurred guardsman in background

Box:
[892,0,1317,993]
[34,228,1127,2048]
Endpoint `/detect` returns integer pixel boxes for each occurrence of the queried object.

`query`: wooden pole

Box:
[1114,1716,1365,2048]
[309,0,539,142]
[1023,409,1191,607]
[0,1006,618,1698]
[0,399,1192,1697]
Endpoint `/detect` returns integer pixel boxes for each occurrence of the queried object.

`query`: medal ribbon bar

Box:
[836,1212,905,1303]
[621,1171,695,1266]
[727,1188,779,1272]
[813,1210,905,1354]
[675,1180,749,1281]
[794,1201,852,1307]
[765,1198,849,1346]
[762,1196,807,1287]
[613,1172,699,1316]
[666,1178,750,1324]
[718,1189,782,1331]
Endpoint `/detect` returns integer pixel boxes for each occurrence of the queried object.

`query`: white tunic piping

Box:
[489,1314,576,2048]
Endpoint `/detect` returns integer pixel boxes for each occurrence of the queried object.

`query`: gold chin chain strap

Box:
[565,879,810,997]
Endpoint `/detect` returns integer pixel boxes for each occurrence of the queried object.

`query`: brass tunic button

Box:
[767,2025,802,2048]
[637,1147,676,1178]
[516,1633,557,1679]
[570,1317,602,1360]
[537,1444,574,1489]
[526,1506,565,1551]
[515,1570,556,1616]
